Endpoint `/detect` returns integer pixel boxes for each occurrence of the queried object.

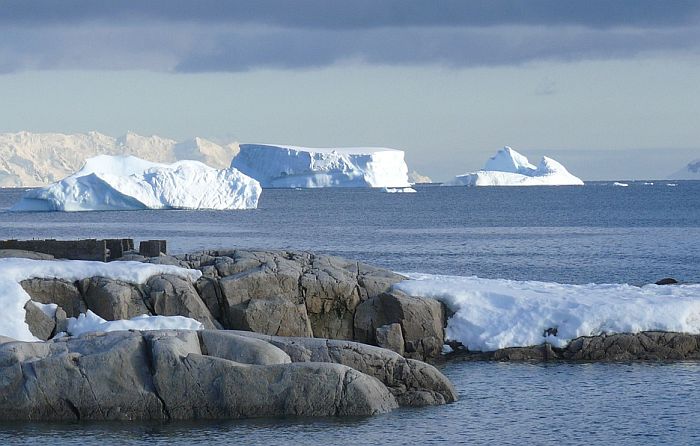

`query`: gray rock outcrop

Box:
[354,290,445,360]
[17,249,449,361]
[449,331,700,362]
[0,329,460,420]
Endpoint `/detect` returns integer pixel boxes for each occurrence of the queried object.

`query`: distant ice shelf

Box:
[231,143,411,188]
[446,146,584,186]
[11,155,261,212]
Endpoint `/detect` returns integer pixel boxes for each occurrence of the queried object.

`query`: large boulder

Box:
[146,274,220,329]
[23,301,56,341]
[354,290,445,360]
[0,331,164,420]
[0,330,427,420]
[0,330,432,420]
[80,277,150,320]
[20,278,85,318]
[228,330,458,406]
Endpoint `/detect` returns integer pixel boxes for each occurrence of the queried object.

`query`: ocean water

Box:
[1,182,699,445]
[0,181,698,285]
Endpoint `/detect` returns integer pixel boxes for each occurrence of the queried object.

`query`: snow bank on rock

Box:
[395,273,700,351]
[68,311,203,337]
[231,144,411,188]
[446,147,584,186]
[11,155,261,211]
[0,258,202,341]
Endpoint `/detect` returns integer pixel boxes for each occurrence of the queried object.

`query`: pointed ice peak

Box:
[484,146,537,175]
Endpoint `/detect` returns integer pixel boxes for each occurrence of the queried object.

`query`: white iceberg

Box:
[395,273,700,351]
[231,144,411,188]
[669,159,700,179]
[446,146,584,186]
[11,155,261,211]
[613,182,629,187]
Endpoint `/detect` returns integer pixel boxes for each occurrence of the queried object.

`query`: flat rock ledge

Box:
[0,329,456,421]
[446,331,700,362]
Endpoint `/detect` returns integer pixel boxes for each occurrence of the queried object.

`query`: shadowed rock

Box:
[0,329,456,420]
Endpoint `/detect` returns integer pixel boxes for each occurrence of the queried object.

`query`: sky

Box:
[1,0,699,180]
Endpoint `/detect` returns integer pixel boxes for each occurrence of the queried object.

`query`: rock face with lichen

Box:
[0,329,456,420]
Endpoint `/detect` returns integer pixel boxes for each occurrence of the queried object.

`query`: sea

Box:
[0,181,699,445]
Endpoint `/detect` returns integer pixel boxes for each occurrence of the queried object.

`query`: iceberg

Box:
[446,146,584,186]
[11,155,261,212]
[395,273,700,352]
[231,144,411,188]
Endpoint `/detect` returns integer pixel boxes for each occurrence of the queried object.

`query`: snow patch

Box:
[395,273,700,351]
[11,155,261,211]
[446,147,584,187]
[231,143,411,188]
[0,258,202,341]
[67,310,203,337]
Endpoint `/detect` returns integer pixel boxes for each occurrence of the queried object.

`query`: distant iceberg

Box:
[669,159,700,180]
[231,143,411,188]
[11,155,261,212]
[446,147,584,186]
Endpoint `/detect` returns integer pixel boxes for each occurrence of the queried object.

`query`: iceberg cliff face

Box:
[11,155,261,212]
[669,159,700,179]
[447,147,584,186]
[231,144,411,188]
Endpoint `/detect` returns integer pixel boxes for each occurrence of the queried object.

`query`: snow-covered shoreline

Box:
[396,273,700,351]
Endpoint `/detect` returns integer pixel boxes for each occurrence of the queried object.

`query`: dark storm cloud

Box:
[1,1,699,72]
[3,0,700,29]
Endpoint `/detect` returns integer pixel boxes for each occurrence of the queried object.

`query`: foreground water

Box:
[1,182,699,444]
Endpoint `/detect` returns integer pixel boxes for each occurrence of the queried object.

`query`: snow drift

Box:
[447,147,584,186]
[396,273,700,351]
[11,155,261,211]
[231,144,411,188]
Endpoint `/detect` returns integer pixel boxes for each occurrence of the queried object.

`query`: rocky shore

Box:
[2,247,699,420]
[1,248,456,420]
[448,331,700,362]
[0,329,455,420]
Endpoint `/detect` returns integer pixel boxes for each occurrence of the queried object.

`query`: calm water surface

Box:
[0,181,698,284]
[0,182,699,445]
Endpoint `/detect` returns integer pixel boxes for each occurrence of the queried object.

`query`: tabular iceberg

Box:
[231,144,411,188]
[446,146,584,186]
[11,155,261,212]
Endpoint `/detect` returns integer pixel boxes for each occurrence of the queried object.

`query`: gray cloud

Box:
[3,0,700,29]
[1,1,699,73]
